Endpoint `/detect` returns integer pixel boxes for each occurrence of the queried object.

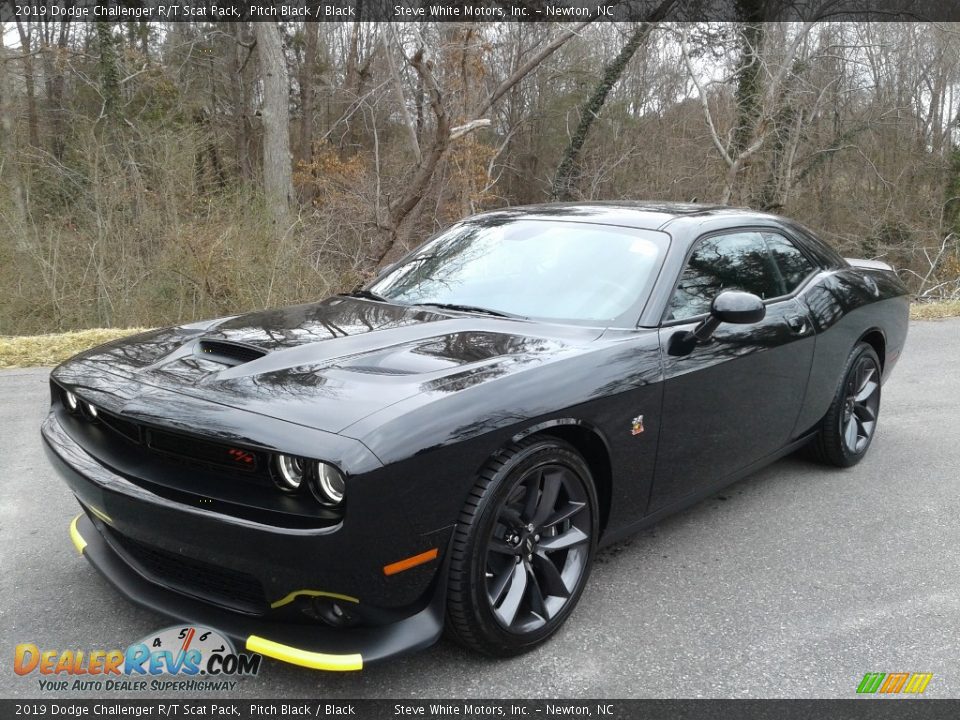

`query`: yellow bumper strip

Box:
[245,635,362,672]
[69,514,87,554]
[87,504,113,525]
[270,589,360,610]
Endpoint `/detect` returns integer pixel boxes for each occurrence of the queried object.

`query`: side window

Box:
[762,232,817,293]
[668,231,782,321]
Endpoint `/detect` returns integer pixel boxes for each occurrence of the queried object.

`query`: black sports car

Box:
[43,202,909,670]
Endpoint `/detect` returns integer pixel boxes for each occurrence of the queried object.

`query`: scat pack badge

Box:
[14,625,260,692]
[631,415,645,436]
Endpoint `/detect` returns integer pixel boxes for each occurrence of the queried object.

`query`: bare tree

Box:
[682,21,816,204]
[551,0,676,200]
[367,22,591,270]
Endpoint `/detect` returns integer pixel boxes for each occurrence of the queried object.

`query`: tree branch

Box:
[475,21,592,117]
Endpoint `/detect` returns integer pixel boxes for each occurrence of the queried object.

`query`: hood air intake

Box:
[196,340,268,366]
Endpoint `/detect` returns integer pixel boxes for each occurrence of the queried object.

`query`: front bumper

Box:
[67,513,446,670]
[43,412,451,670]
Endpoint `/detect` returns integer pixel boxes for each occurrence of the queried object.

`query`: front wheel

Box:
[445,438,598,657]
[811,342,882,467]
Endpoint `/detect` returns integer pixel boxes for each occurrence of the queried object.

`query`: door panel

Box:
[649,298,814,511]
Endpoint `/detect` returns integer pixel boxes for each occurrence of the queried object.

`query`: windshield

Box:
[369,219,669,325]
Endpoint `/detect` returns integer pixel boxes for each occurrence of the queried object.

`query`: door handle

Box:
[785,314,808,334]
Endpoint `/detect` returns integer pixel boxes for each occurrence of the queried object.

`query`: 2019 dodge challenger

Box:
[43,202,909,670]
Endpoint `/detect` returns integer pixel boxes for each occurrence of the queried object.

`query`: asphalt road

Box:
[2,318,959,699]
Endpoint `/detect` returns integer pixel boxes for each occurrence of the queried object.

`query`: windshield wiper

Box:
[339,289,388,302]
[410,302,524,319]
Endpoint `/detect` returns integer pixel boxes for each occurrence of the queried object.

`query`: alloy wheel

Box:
[841,355,880,454]
[483,463,592,634]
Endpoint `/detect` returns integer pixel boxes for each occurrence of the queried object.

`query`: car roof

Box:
[470,201,765,232]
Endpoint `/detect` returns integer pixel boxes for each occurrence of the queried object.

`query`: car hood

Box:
[54,297,601,435]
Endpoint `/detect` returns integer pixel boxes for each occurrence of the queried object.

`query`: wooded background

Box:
[1,17,959,335]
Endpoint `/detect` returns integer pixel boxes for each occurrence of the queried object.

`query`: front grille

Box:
[105,526,267,614]
[196,340,267,366]
[99,412,141,444]
[52,378,266,477]
[147,428,261,473]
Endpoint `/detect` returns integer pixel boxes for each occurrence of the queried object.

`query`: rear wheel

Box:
[445,438,598,656]
[811,342,882,467]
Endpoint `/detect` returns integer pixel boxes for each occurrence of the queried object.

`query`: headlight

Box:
[84,402,98,419]
[309,462,345,506]
[274,454,305,491]
[64,390,79,412]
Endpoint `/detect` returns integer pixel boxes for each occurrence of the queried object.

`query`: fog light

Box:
[64,391,79,412]
[274,454,304,491]
[309,462,345,506]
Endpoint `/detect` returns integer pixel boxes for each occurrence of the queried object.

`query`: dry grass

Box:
[910,300,960,320]
[0,328,151,369]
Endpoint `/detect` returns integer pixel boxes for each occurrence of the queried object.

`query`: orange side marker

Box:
[383,548,439,576]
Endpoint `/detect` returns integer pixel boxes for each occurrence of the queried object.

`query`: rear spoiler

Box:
[844,257,894,272]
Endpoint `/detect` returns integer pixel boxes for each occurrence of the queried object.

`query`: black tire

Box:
[445,437,598,657]
[810,342,882,467]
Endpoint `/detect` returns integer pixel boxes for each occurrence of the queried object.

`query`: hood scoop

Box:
[196,340,268,367]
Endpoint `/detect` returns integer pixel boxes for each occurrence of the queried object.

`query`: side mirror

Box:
[668,290,766,356]
[711,290,766,325]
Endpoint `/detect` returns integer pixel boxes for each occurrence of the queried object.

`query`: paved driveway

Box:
[2,318,958,698]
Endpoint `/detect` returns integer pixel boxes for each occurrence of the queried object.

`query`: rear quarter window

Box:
[781,222,847,269]
[762,232,817,293]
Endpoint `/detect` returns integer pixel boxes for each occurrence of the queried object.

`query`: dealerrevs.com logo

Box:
[14,626,260,692]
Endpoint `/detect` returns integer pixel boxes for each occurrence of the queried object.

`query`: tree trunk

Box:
[255,20,294,232]
[296,21,318,175]
[385,27,421,164]
[42,19,70,161]
[945,142,960,239]
[230,23,253,180]
[732,17,765,156]
[96,22,120,126]
[14,20,39,147]
[0,30,29,243]
[339,19,365,153]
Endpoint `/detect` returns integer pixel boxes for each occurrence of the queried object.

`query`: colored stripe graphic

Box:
[903,674,933,694]
[879,673,909,693]
[857,672,932,694]
[857,673,885,693]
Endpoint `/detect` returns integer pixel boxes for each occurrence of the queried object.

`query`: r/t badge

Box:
[631,415,645,436]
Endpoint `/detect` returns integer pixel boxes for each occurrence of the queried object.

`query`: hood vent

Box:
[342,365,417,376]
[196,340,268,366]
